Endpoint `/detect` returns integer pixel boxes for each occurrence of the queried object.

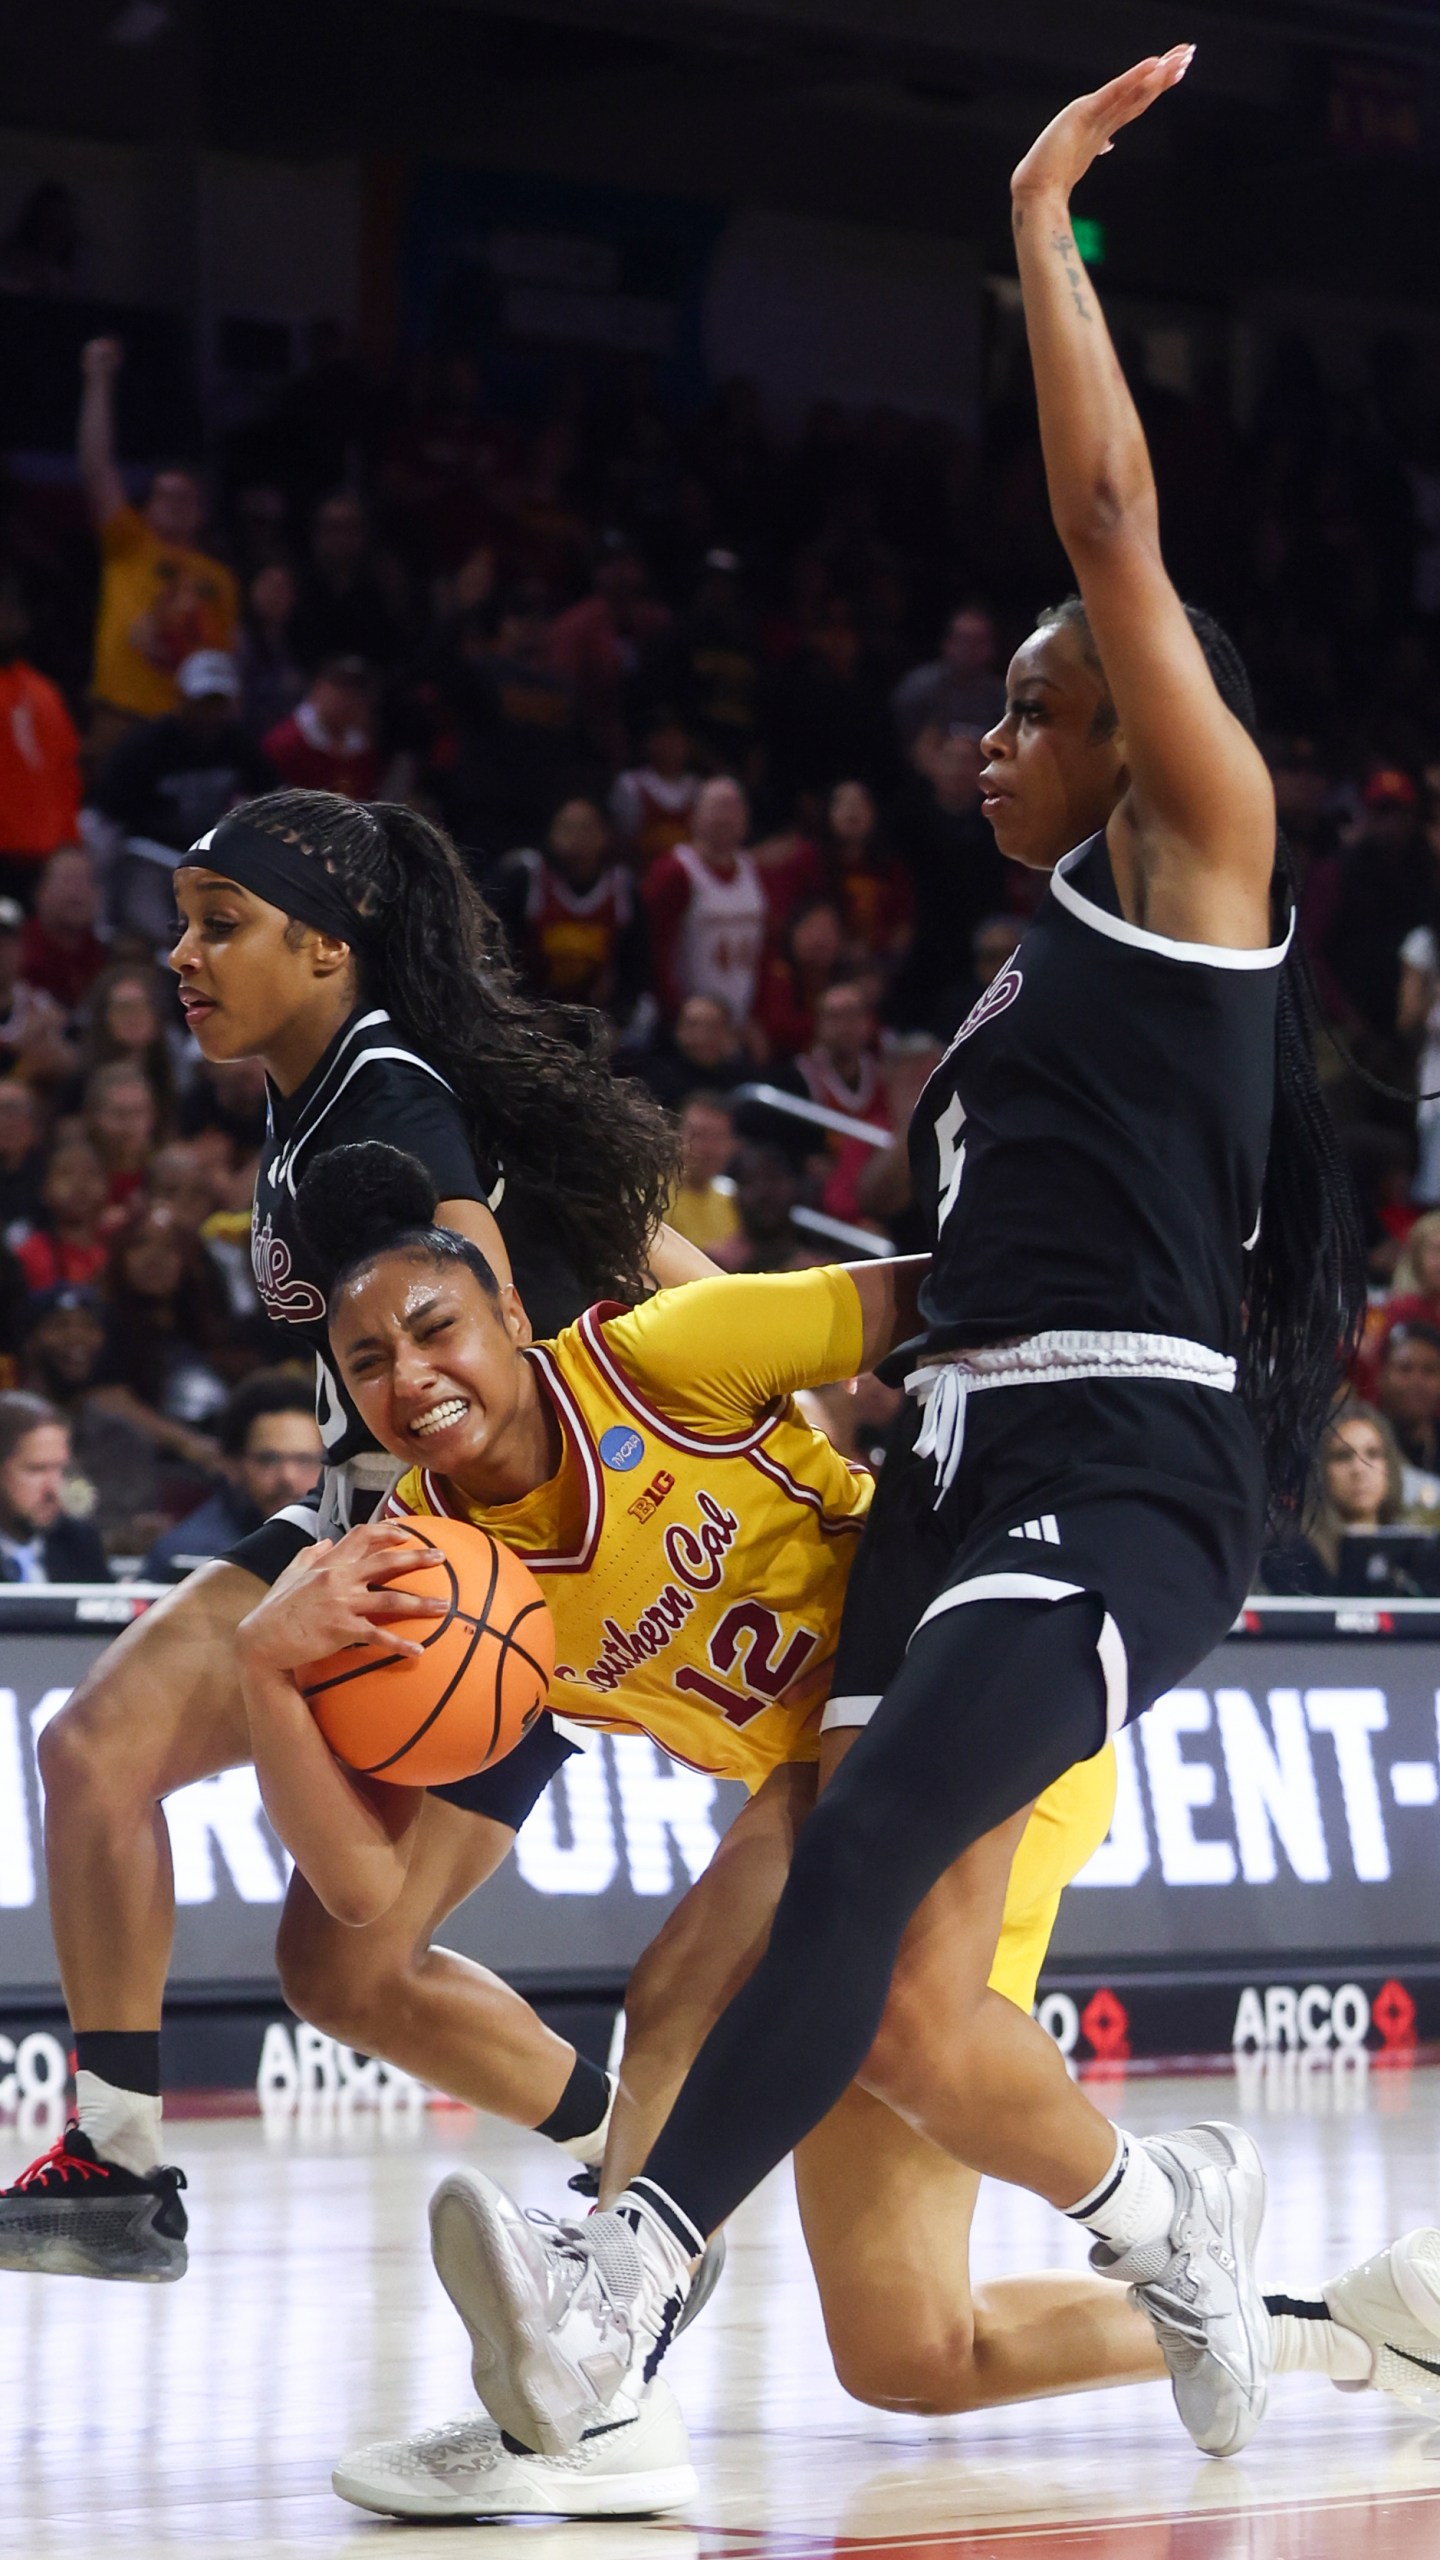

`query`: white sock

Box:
[1268,2303,1373,2385]
[75,2070,163,2177]
[1065,2130,1176,2255]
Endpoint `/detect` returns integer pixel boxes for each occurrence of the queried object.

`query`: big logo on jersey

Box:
[946,963,1023,1057]
[252,1213,326,1324]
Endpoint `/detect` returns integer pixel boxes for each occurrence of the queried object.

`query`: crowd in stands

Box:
[2,314,1440,1579]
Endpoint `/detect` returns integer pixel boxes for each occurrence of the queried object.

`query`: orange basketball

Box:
[299,1515,554,1787]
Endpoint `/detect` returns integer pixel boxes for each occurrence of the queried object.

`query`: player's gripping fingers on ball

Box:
[238,1526,447,1672]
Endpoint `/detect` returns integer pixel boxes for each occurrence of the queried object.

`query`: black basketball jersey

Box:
[899,833,1289,1369]
[254,1005,586,1467]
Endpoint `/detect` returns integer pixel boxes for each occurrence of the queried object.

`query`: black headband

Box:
[178,816,375,946]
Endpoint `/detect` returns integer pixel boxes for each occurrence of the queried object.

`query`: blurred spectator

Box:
[756,897,846,1059]
[818,780,914,974]
[489,795,649,1015]
[14,1136,109,1293]
[711,1140,809,1274]
[88,650,273,943]
[142,1369,322,1581]
[1374,1322,1440,1505]
[549,543,670,770]
[145,1140,265,1348]
[236,561,306,738]
[434,581,581,854]
[968,913,1023,995]
[1325,766,1430,1044]
[0,1393,107,1583]
[0,898,75,1087]
[1261,1402,1417,1596]
[90,1201,230,1471]
[610,714,700,873]
[17,1285,159,1556]
[18,847,106,1015]
[892,604,1005,748]
[631,989,750,1111]
[72,962,179,1128]
[77,339,238,741]
[643,776,767,1026]
[665,1092,741,1258]
[290,492,403,674]
[645,552,762,776]
[796,1370,903,1473]
[85,1060,160,1209]
[262,656,381,801]
[0,1079,45,1226]
[787,981,893,1223]
[765,599,894,807]
[0,573,81,894]
[889,727,1011,1031]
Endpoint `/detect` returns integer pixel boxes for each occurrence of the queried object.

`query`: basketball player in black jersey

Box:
[424,54,1390,2471]
[0,787,706,2278]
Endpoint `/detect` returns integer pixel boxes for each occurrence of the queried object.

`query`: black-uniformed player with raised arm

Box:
[429,54,1375,2470]
[0,786,693,2281]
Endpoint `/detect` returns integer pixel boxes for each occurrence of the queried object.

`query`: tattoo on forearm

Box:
[1051,229,1092,322]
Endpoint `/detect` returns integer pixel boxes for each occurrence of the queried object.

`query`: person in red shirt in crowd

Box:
[642,774,768,1026]
[488,794,651,1016]
[1356,1211,1440,1399]
[549,542,671,771]
[15,1136,111,1295]
[819,779,915,975]
[754,896,846,1059]
[788,979,893,1224]
[83,1060,159,1213]
[18,847,107,1018]
[262,657,383,802]
[0,577,81,904]
[610,714,700,874]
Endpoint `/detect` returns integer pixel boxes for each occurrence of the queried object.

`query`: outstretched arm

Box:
[1011,53,1274,939]
[77,337,128,531]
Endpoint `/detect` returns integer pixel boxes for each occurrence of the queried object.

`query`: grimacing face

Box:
[979,623,1128,871]
[329,1250,534,1484]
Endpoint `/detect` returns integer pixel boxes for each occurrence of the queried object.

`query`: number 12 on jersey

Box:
[674,1602,820,1728]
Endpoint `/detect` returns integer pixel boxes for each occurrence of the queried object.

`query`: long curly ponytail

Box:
[1040,598,1367,1526]
[230,788,678,1300]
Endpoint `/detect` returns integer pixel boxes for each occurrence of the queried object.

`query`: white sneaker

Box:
[1324,2228,1440,2412]
[332,2374,697,2518]
[1090,2121,1270,2458]
[428,2168,685,2457]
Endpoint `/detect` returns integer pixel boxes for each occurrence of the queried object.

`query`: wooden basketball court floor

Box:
[3,2057,1440,2560]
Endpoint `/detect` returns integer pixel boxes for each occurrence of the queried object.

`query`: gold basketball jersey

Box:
[391,1269,873,1789]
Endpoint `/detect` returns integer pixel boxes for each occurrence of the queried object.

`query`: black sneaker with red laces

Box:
[0,2124,187,2281]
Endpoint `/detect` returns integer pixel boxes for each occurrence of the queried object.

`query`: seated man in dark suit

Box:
[142,1368,322,1583]
[0,1391,107,1582]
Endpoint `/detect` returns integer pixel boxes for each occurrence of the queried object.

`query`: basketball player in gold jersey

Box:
[234,1137,1421,2522]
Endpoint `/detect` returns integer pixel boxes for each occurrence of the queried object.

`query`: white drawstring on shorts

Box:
[906,1329,1237,1506]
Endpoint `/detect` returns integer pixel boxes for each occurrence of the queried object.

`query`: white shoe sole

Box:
[332,2447,698,2519]
[1184,2120,1270,2458]
[429,2169,606,2458]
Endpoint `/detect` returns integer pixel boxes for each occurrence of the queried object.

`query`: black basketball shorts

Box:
[225,1462,577,1834]
[828,1375,1266,1739]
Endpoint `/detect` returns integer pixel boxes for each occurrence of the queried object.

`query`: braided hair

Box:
[1038,598,1366,1526]
[229,789,678,1302]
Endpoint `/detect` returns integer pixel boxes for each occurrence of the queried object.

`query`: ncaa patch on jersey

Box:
[599,1425,646,1473]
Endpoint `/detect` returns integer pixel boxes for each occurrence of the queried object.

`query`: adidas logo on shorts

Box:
[1009,1515,1061,1545]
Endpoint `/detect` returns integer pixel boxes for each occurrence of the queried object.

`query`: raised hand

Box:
[80,336,124,379]
[1011,47,1193,207]
[238,1523,447,1674]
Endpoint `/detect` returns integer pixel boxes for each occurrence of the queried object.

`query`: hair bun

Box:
[296,1142,440,1286]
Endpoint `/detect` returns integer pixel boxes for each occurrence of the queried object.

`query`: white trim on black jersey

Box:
[1049,846,1294,973]
[268,1009,459,1197]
